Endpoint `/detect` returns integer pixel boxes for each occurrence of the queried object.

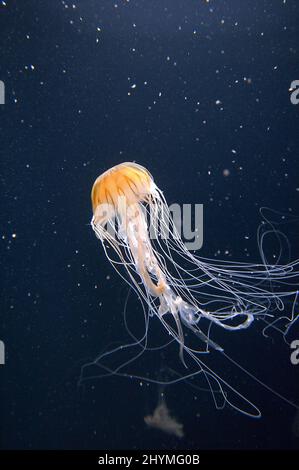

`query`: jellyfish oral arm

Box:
[199,309,254,331]
[125,204,167,297]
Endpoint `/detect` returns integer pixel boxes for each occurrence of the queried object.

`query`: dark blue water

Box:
[0,0,299,450]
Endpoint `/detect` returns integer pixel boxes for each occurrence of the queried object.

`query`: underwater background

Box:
[0,0,299,450]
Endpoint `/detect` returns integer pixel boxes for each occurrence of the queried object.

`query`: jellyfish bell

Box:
[88,162,299,417]
[91,162,153,224]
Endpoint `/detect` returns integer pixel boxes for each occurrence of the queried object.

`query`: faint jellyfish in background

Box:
[144,391,184,439]
[86,162,299,417]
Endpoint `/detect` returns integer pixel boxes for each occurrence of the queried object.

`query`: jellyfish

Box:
[144,393,184,439]
[87,162,299,417]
